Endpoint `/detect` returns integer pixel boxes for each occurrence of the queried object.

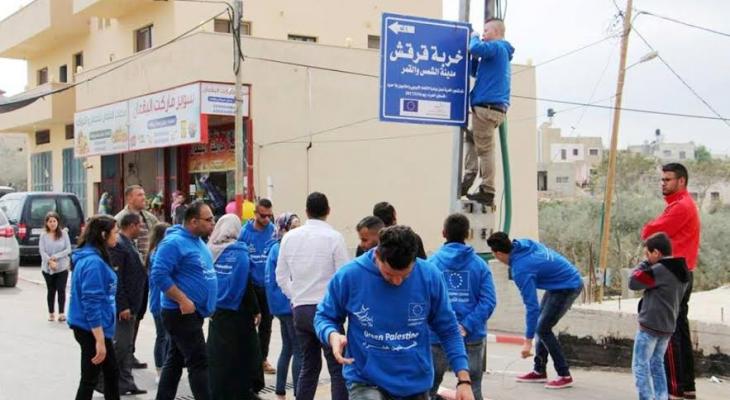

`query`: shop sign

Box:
[188,129,235,173]
[74,101,129,157]
[128,83,202,151]
[200,82,249,117]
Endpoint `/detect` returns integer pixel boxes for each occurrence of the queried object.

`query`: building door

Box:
[30,151,52,191]
[63,148,87,215]
[101,154,124,214]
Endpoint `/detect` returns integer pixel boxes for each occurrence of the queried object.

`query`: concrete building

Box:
[0,0,539,252]
[537,121,603,197]
[627,129,695,163]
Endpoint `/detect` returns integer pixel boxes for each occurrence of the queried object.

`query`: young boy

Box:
[429,214,497,400]
[629,232,689,400]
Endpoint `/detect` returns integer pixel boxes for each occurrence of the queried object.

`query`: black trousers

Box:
[42,270,68,314]
[156,310,210,400]
[665,271,695,396]
[72,327,119,400]
[254,286,273,360]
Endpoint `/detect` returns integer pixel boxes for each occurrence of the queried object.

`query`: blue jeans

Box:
[534,287,582,377]
[430,340,484,400]
[153,315,169,370]
[633,330,670,400]
[276,314,302,396]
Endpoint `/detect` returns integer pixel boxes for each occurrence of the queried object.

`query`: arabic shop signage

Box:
[379,13,470,126]
[74,81,249,158]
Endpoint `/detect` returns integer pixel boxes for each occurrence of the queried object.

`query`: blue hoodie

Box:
[237,220,275,287]
[469,37,514,107]
[213,241,251,311]
[67,246,117,338]
[151,225,218,317]
[264,241,291,316]
[148,249,162,318]
[428,242,497,344]
[510,239,583,339]
[315,250,468,397]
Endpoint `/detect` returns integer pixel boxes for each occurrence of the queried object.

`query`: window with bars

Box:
[31,152,53,191]
[63,148,87,215]
[135,25,153,52]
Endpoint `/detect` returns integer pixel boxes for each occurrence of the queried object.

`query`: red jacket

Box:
[641,189,700,270]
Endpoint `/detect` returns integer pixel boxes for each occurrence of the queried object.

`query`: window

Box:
[214,18,231,33]
[288,34,317,43]
[29,198,57,226]
[37,67,48,85]
[65,124,74,140]
[35,130,50,145]
[711,192,720,201]
[663,150,672,157]
[560,149,567,160]
[556,176,570,184]
[537,171,548,191]
[59,65,68,83]
[31,152,53,192]
[135,25,153,52]
[368,35,381,49]
[679,151,686,160]
[59,194,83,224]
[589,148,599,156]
[241,21,251,35]
[73,52,84,74]
[0,198,22,222]
[572,148,579,156]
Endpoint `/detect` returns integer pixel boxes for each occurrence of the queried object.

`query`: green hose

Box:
[499,120,511,235]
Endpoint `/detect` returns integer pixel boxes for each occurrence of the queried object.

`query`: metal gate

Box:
[63,148,87,215]
[30,151,52,191]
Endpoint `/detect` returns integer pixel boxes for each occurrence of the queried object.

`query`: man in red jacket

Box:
[641,162,700,400]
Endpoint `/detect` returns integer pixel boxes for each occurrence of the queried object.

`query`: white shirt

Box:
[276,219,349,307]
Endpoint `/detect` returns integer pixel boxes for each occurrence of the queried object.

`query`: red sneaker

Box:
[515,371,548,383]
[545,376,573,389]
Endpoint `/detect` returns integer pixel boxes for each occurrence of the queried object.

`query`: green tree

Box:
[695,145,712,162]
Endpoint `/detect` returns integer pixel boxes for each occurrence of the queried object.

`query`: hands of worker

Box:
[328,332,354,365]
[49,259,57,271]
[455,382,475,400]
[91,340,107,365]
[458,324,467,337]
[521,339,534,359]
[119,309,132,321]
[179,297,196,315]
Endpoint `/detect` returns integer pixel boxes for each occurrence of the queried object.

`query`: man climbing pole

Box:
[462,18,514,207]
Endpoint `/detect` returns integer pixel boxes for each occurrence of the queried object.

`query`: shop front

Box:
[74,81,252,221]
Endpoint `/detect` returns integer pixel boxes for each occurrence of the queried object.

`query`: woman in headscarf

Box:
[265,212,302,400]
[207,214,263,399]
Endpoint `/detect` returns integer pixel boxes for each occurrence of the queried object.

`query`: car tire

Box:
[3,271,18,287]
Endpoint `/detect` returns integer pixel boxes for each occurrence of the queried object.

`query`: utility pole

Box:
[598,0,633,301]
[232,0,245,216]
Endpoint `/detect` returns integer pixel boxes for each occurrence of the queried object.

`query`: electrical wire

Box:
[570,45,617,134]
[631,27,730,128]
[242,55,378,79]
[512,34,619,76]
[634,9,730,38]
[258,117,379,147]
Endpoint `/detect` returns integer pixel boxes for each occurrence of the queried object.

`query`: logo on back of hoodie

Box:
[446,270,470,303]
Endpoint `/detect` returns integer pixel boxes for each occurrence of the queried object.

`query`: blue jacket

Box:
[265,241,292,316]
[67,246,117,338]
[314,250,468,397]
[510,239,583,339]
[151,225,218,318]
[213,242,252,311]
[148,249,162,318]
[428,242,497,344]
[237,220,275,287]
[469,37,514,107]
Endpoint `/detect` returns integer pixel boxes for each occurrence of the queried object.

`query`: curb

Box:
[19,275,44,286]
[486,332,524,345]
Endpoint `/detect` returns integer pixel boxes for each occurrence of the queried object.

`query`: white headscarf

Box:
[207,214,242,262]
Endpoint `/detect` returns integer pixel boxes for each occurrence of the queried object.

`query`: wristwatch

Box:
[457,379,472,387]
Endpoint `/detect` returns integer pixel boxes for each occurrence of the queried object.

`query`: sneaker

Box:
[121,387,148,396]
[515,371,547,383]
[263,360,276,375]
[58,314,66,322]
[545,376,573,389]
[683,391,696,400]
[466,189,495,206]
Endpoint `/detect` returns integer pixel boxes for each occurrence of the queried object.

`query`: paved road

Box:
[0,265,726,399]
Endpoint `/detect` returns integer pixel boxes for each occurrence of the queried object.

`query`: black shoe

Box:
[121,387,148,396]
[131,361,148,369]
[466,190,495,206]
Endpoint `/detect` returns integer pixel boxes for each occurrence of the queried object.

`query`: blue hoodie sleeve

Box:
[461,261,497,336]
[428,271,469,373]
[514,268,540,339]
[315,272,348,346]
[80,262,107,328]
[469,36,498,59]
[150,240,179,294]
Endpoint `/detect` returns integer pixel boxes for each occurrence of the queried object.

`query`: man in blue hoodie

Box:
[151,201,218,400]
[487,232,583,390]
[429,214,496,400]
[463,19,514,206]
[238,197,277,374]
[315,225,475,400]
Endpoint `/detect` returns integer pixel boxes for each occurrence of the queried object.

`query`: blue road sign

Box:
[380,13,470,126]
